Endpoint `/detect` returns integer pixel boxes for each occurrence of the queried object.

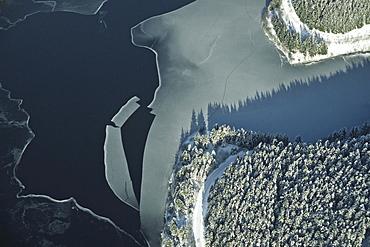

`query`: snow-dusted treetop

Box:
[263,0,370,64]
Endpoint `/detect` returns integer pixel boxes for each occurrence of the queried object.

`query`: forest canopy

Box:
[163,122,370,246]
[206,122,370,246]
[292,0,370,34]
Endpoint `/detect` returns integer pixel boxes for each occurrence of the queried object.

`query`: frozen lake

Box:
[124,0,370,245]
[2,0,368,245]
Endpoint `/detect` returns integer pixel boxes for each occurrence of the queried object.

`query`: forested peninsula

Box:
[262,0,370,64]
[162,122,370,246]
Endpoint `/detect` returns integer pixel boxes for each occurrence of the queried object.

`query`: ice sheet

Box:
[130,0,368,245]
[104,97,140,211]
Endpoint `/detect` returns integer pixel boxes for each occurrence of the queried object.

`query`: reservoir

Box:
[0,0,369,245]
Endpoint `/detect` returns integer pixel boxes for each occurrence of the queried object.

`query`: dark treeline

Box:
[208,60,370,143]
[325,121,370,143]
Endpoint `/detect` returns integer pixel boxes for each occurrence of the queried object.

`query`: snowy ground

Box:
[193,185,205,247]
[192,149,246,247]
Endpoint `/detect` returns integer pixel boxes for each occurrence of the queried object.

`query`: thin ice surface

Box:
[104,96,140,211]
[130,0,369,245]
[0,0,107,30]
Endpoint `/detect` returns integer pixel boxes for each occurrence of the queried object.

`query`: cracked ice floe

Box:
[104,96,140,211]
[0,0,107,30]
[0,84,142,246]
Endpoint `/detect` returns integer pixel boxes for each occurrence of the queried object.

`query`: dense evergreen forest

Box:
[291,0,370,34]
[206,122,370,246]
[163,121,370,246]
[269,15,328,57]
[162,124,289,246]
[264,0,370,61]
[264,0,329,59]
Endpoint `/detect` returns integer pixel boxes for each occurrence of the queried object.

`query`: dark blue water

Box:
[209,61,370,143]
[0,0,192,234]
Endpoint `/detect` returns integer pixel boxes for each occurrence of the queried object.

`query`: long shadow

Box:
[209,60,370,143]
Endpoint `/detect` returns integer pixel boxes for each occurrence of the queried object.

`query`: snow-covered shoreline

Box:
[263,0,370,64]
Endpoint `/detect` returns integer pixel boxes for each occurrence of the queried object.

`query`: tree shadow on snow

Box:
[208,60,370,143]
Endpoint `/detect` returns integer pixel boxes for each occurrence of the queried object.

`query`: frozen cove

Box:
[104,0,370,245]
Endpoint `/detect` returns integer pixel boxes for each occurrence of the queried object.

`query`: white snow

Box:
[279,0,303,34]
[192,149,246,247]
[193,185,205,247]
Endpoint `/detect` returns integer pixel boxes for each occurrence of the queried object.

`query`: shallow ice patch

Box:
[0,0,107,30]
[104,96,140,211]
